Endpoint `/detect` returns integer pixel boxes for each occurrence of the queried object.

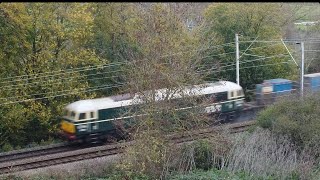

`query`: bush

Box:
[114,130,168,179]
[169,168,263,180]
[172,135,232,174]
[257,94,320,152]
[225,128,301,179]
[2,142,14,152]
[193,140,214,170]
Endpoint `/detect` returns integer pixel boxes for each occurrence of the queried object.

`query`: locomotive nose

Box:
[60,120,75,134]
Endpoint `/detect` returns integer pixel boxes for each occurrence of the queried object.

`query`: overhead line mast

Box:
[236,33,240,85]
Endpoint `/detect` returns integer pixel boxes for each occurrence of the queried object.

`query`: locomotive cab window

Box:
[230,91,234,98]
[63,110,69,116]
[237,90,243,97]
[70,111,76,119]
[79,113,87,120]
[90,112,94,118]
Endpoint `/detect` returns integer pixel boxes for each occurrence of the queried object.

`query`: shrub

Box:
[169,168,263,180]
[257,94,320,152]
[225,127,320,180]
[225,128,301,179]
[114,130,167,179]
[193,140,214,170]
[171,135,232,174]
[2,142,14,152]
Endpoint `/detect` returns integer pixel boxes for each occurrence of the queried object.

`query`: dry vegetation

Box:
[1,2,319,180]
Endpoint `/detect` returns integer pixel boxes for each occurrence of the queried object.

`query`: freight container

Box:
[304,73,320,93]
[256,78,292,105]
[264,78,292,94]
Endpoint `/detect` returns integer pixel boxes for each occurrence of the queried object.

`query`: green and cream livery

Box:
[60,81,244,143]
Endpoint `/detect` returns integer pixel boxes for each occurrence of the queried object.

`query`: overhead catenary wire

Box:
[196,54,291,73]
[0,61,126,82]
[0,74,201,104]
[0,83,127,105]
[0,69,125,90]
[0,83,123,101]
[1,48,243,88]
[196,61,292,77]
[281,38,298,67]
[1,67,212,102]
[239,36,259,59]
[0,42,236,83]
[161,42,235,58]
[0,58,296,105]
[239,54,290,65]
[0,74,125,92]
[0,40,289,86]
[194,42,289,71]
[304,50,320,52]
[0,60,236,103]
[1,37,317,105]
[239,39,320,43]
[0,62,126,85]
[1,50,299,95]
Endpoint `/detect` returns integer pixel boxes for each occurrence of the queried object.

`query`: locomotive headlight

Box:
[61,120,75,134]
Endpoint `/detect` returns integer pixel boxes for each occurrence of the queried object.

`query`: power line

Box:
[197,54,291,73]
[212,61,292,73]
[1,40,294,87]
[161,42,235,58]
[1,57,295,105]
[0,83,126,105]
[0,82,126,101]
[239,36,320,43]
[194,43,286,70]
[0,61,126,82]
[0,63,126,85]
[0,69,125,90]
[196,59,292,76]
[240,40,282,43]
[1,51,296,97]
[239,42,284,52]
[0,74,124,92]
[0,42,236,83]
[305,50,320,52]
[193,42,286,71]
[0,48,241,87]
[239,36,259,59]
[239,54,290,65]
[0,38,307,105]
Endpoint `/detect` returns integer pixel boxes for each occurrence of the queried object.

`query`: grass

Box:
[3,127,319,180]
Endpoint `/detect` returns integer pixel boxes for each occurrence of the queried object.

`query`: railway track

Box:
[0,143,77,164]
[169,120,255,143]
[0,120,255,175]
[0,142,129,174]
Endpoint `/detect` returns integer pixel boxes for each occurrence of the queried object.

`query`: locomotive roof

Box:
[304,73,320,78]
[264,78,292,84]
[66,81,242,113]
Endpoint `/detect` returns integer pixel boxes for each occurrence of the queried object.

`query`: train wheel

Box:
[85,133,102,145]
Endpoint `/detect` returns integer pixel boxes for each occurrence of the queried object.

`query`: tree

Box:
[257,93,320,170]
[87,3,143,96]
[196,3,297,99]
[114,4,218,179]
[0,3,104,147]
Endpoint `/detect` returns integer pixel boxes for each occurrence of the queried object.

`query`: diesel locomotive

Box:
[59,81,245,143]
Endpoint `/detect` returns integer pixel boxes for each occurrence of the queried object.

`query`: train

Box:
[256,72,320,105]
[59,81,245,143]
[59,72,320,143]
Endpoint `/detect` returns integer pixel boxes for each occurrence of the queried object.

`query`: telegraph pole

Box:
[236,33,240,85]
[300,41,305,98]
